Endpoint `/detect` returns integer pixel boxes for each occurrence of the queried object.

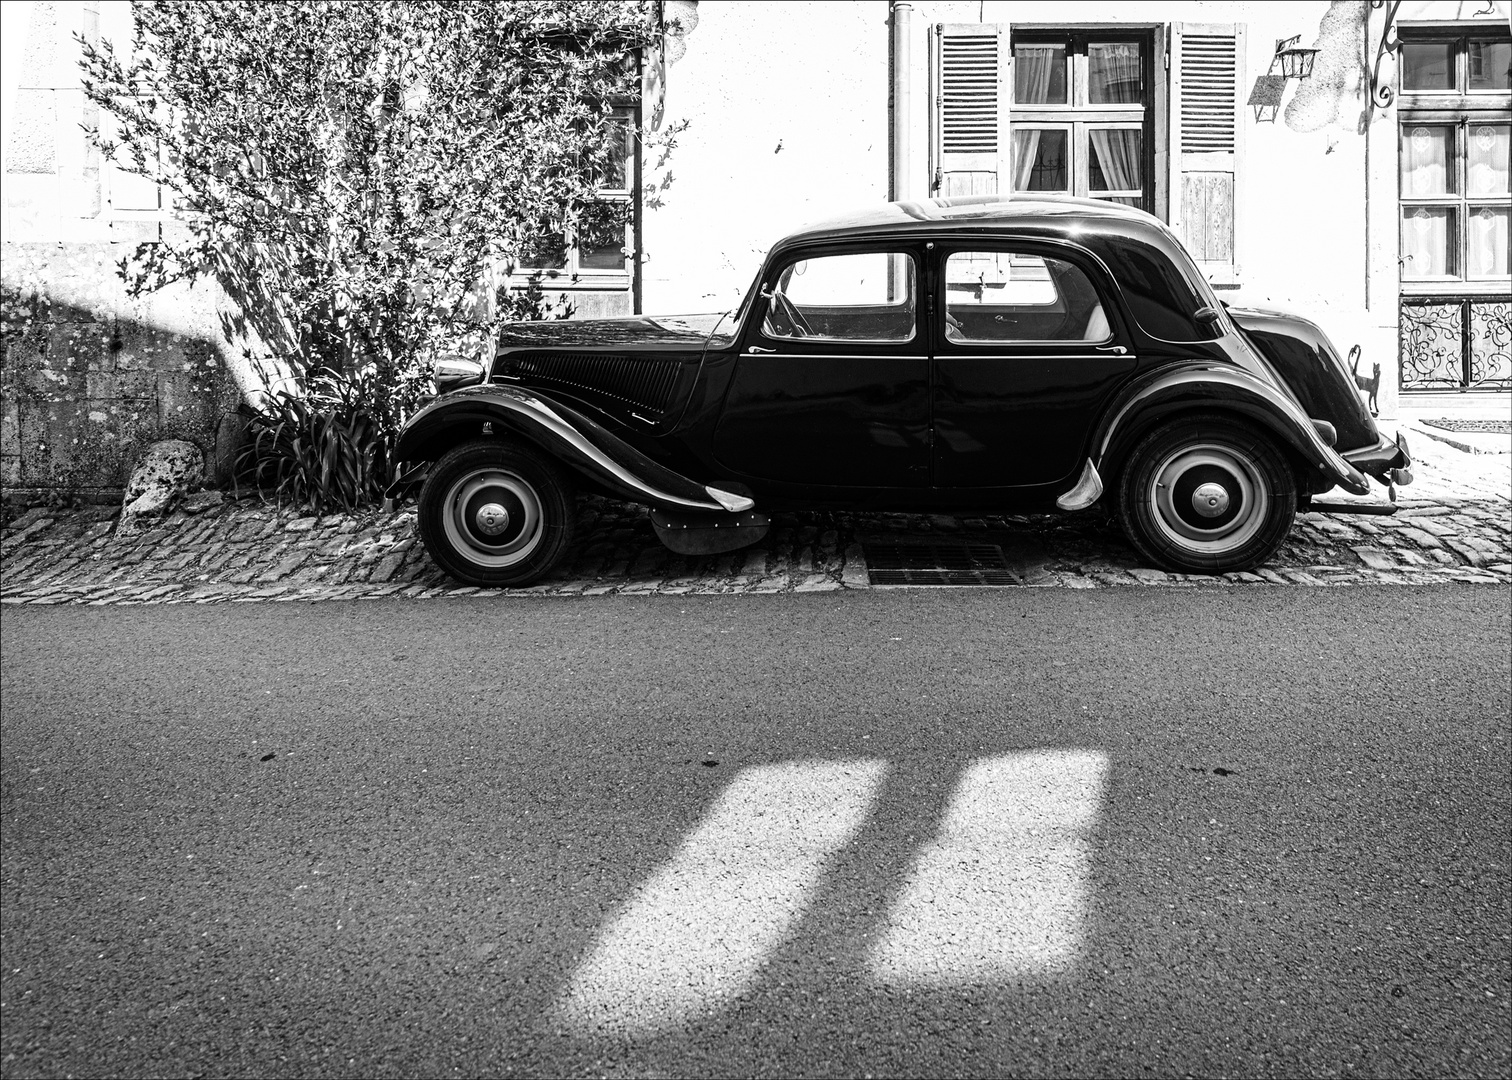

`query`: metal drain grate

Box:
[864,542,1021,586]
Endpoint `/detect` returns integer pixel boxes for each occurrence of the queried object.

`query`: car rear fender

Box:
[394,385,752,514]
[1091,365,1371,496]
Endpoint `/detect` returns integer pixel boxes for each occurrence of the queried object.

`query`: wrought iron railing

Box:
[1401,298,1512,390]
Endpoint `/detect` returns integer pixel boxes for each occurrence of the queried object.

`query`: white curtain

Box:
[1401,125,1450,197]
[1014,47,1061,104]
[1468,207,1509,277]
[1012,130,1043,190]
[1089,129,1141,192]
[1402,207,1452,276]
[1468,123,1510,196]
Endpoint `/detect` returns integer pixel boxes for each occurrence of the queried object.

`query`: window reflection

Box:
[1088,42,1141,104]
[1401,40,1455,91]
[1469,38,1511,92]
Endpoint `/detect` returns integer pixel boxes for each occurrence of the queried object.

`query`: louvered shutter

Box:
[930,24,1009,198]
[1169,23,1245,284]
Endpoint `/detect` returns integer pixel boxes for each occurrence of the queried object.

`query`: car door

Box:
[712,246,931,487]
[929,242,1138,489]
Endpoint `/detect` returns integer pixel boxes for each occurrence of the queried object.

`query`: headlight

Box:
[434,355,485,395]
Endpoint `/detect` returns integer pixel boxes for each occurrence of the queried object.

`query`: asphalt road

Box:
[2,587,1509,1079]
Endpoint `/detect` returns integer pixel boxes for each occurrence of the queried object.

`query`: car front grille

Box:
[505,352,683,415]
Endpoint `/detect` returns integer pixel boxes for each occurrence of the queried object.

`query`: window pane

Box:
[1468,38,1511,91]
[1468,123,1510,195]
[578,203,628,270]
[1011,129,1068,191]
[517,228,568,270]
[764,252,915,341]
[1467,206,1510,277]
[1401,206,1457,277]
[944,252,1110,342]
[1401,40,1455,91]
[592,119,633,191]
[1089,42,1142,104]
[1400,125,1455,196]
[1013,45,1066,104]
[1089,129,1142,191]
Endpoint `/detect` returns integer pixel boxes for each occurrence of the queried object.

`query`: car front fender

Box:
[1090,364,1371,496]
[395,385,752,514]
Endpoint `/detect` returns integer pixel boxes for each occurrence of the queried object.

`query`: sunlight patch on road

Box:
[867,750,1108,985]
[554,758,887,1037]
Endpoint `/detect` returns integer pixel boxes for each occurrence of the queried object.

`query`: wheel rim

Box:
[1148,442,1270,556]
[440,468,545,568]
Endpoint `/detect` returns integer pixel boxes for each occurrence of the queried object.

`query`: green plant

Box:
[78,1,673,436]
[234,367,394,511]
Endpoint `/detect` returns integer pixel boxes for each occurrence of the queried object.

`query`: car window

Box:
[1098,237,1224,343]
[944,251,1111,343]
[763,251,916,342]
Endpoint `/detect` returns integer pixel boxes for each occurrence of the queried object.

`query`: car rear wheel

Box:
[418,439,575,587]
[1116,414,1297,574]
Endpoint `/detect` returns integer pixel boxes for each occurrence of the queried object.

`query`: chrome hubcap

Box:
[1149,443,1269,555]
[440,468,544,569]
[474,502,511,536]
[1191,482,1231,518]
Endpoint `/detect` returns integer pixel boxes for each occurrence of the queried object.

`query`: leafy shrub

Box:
[235,367,394,511]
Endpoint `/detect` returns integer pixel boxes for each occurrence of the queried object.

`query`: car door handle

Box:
[1096,345,1129,355]
[748,345,776,354]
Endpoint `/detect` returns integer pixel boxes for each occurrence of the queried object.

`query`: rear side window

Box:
[1098,237,1223,343]
[944,251,1111,343]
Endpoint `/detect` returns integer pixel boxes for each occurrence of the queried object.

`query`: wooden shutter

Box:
[931,23,1009,198]
[1169,23,1245,284]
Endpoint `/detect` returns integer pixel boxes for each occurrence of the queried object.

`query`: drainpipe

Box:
[891,1,913,203]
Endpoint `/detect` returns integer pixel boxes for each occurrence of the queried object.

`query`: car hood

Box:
[496,313,735,352]
[1227,306,1380,453]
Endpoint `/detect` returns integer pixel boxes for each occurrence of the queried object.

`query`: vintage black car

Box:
[394,195,1413,587]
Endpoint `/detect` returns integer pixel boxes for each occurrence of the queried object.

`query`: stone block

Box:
[155,369,221,439]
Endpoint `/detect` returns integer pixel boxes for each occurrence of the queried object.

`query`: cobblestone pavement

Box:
[2,482,1508,605]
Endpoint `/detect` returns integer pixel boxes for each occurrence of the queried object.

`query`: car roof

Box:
[777,193,1164,248]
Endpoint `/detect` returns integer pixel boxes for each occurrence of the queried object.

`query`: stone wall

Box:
[1,243,238,499]
[0,0,240,501]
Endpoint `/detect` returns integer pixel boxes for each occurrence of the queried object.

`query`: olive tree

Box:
[79,0,665,435]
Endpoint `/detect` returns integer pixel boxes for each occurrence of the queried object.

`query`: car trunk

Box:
[1228,307,1380,453]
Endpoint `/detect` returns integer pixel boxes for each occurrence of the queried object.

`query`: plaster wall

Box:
[650,0,1509,419]
[641,0,892,313]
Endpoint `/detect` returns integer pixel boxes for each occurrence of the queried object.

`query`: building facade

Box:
[2,0,1508,497]
[636,0,1511,420]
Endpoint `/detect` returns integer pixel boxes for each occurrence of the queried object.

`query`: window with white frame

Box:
[1010,31,1153,211]
[1397,27,1511,391]
[516,113,636,285]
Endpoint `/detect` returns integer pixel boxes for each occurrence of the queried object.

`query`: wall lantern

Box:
[1274,35,1320,79]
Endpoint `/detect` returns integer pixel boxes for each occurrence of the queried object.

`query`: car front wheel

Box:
[1116,415,1297,574]
[418,439,575,587]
